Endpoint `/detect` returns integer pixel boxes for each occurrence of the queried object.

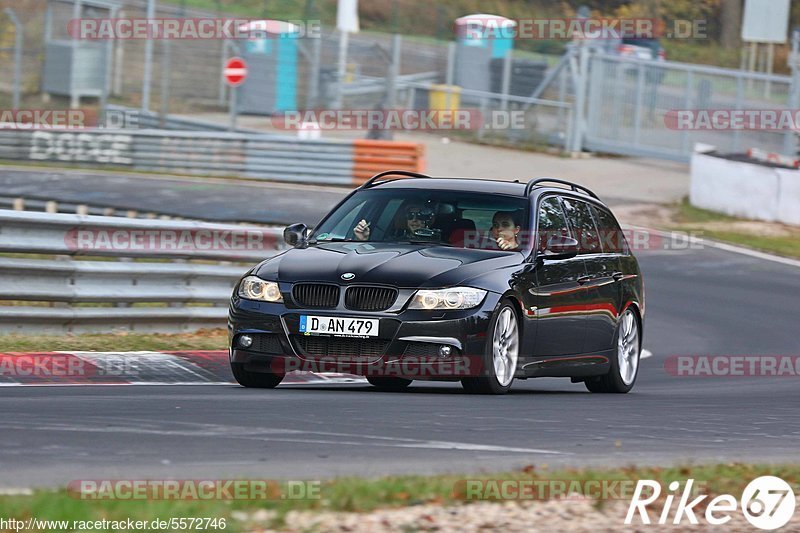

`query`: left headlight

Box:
[409,287,487,310]
[238,276,283,302]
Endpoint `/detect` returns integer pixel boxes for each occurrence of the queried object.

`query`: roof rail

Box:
[524,177,599,199]
[360,170,433,189]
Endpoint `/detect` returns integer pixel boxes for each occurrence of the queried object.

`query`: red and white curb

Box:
[0,349,654,386]
[0,350,365,386]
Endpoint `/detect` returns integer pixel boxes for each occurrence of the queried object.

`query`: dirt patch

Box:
[236,495,800,532]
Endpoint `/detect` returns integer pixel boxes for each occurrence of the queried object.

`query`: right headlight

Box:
[238,276,283,302]
[408,287,487,310]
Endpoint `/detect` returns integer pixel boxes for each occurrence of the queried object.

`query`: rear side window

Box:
[536,196,570,252]
[562,198,602,254]
[591,205,630,254]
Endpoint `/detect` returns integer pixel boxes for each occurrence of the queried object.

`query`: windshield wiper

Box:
[309,238,358,244]
[393,240,456,247]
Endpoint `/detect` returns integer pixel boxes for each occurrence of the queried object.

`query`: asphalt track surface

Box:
[2,208,800,486]
[0,167,347,225]
[0,166,645,226]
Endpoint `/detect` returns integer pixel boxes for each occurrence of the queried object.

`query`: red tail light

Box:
[617,44,636,56]
[658,49,666,60]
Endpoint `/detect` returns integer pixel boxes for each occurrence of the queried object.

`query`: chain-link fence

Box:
[583,53,796,160]
[2,1,800,161]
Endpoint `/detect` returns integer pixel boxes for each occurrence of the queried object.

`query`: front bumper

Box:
[227,292,502,380]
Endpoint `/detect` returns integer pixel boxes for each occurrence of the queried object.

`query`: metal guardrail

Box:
[0,210,283,333]
[0,127,425,186]
[105,104,250,133]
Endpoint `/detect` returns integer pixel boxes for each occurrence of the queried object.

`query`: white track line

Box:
[641,349,653,360]
[626,225,800,269]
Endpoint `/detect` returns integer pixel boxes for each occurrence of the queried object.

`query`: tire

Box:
[231,363,284,389]
[461,300,520,395]
[367,376,412,391]
[585,308,640,393]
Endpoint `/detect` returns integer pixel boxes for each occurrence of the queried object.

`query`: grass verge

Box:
[0,329,228,352]
[0,463,796,530]
[669,199,800,259]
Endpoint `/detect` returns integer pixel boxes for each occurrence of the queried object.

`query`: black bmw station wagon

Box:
[228,172,644,394]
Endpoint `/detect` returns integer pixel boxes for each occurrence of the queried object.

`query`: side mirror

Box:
[544,235,579,260]
[284,223,308,247]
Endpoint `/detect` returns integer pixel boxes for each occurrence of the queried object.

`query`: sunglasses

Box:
[406,210,434,221]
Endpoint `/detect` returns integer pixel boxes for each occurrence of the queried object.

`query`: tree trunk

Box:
[721,0,743,49]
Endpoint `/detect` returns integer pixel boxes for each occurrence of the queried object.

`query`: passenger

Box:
[491,210,521,250]
[354,203,436,241]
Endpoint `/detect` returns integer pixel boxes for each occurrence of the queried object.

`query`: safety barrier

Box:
[0,127,425,186]
[352,140,426,183]
[690,146,800,226]
[0,210,283,333]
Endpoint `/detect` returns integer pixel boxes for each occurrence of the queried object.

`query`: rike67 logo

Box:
[626,476,796,530]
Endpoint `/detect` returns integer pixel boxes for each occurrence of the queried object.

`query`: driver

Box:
[354,203,436,241]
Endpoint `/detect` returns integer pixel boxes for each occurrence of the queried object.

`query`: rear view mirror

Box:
[544,235,579,260]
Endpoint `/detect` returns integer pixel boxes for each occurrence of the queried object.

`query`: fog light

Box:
[238,335,253,348]
[439,345,452,357]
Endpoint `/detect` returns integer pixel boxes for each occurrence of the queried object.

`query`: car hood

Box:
[253,242,522,288]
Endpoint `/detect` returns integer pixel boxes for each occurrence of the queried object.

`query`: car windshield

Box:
[311,188,530,251]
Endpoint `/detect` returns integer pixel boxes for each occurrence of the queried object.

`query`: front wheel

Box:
[231,363,284,389]
[585,308,640,393]
[462,301,519,395]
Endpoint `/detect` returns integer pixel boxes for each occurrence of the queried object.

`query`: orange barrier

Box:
[352,140,426,184]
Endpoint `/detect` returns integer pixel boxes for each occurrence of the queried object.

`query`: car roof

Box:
[367,176,604,204]
[370,177,528,195]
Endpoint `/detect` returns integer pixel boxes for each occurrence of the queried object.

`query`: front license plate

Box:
[299,315,379,337]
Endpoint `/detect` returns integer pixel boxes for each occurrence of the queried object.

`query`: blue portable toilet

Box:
[236,20,300,115]
[454,14,517,95]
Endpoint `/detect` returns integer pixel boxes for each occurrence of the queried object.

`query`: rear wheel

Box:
[585,308,640,393]
[461,301,519,395]
[231,363,284,389]
[367,377,412,391]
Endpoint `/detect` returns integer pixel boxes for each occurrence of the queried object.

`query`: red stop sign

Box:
[224,57,248,87]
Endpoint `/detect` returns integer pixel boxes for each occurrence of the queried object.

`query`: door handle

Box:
[612,271,624,282]
[577,275,593,285]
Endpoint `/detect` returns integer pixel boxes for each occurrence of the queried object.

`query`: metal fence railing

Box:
[0,209,283,333]
[0,127,425,185]
[582,53,797,161]
[404,81,573,149]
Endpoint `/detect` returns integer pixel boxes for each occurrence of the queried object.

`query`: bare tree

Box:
[721,0,742,48]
